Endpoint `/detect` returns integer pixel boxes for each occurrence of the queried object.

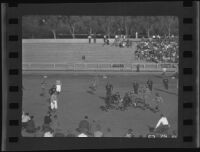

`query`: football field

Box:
[22,72,178,137]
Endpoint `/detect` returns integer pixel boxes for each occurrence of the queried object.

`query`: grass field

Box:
[22,72,178,137]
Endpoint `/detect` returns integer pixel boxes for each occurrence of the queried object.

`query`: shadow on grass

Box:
[99,96,106,100]
[154,88,178,96]
[86,90,95,95]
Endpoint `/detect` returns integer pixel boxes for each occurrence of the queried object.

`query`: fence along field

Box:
[22,39,178,72]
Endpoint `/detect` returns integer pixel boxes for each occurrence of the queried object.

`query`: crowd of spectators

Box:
[135,36,179,63]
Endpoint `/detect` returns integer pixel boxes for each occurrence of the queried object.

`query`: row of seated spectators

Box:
[22,111,177,138]
[135,36,179,63]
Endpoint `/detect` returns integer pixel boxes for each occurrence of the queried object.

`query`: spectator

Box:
[76,115,90,134]
[154,114,170,134]
[54,132,65,137]
[65,129,76,137]
[25,116,40,133]
[22,112,31,128]
[77,128,89,137]
[104,128,113,137]
[93,33,96,43]
[43,128,54,137]
[135,32,138,39]
[146,126,156,138]
[88,34,92,44]
[171,130,177,138]
[135,37,178,63]
[136,64,140,72]
[103,35,106,44]
[125,129,135,137]
[94,124,103,137]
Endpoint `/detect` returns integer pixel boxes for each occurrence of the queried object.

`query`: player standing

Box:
[163,78,169,90]
[147,79,153,91]
[106,82,113,99]
[55,80,62,95]
[40,75,47,97]
[132,81,139,94]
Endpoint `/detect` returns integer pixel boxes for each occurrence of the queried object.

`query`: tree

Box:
[141,16,157,38]
[60,16,82,39]
[39,16,62,39]
[22,15,179,39]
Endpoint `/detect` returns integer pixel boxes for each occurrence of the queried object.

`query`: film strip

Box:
[2,1,198,150]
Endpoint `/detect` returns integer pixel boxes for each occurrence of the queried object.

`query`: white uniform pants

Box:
[56,85,61,93]
[50,100,58,110]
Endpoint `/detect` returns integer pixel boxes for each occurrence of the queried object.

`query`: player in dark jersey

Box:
[40,76,47,97]
[49,85,56,96]
[106,82,113,97]
[133,81,139,94]
[147,79,153,91]
[163,78,169,90]
[105,82,113,105]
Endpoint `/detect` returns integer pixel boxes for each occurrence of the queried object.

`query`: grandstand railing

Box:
[22,62,178,72]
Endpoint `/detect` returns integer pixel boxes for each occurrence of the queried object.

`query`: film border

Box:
[3,1,198,150]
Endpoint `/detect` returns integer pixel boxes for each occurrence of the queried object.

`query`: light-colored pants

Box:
[51,100,58,110]
[56,85,61,93]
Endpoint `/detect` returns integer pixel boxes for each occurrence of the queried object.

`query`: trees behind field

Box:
[22,16,178,39]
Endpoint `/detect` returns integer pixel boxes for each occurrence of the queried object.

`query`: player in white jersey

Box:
[55,80,62,95]
[154,114,170,134]
[50,92,58,112]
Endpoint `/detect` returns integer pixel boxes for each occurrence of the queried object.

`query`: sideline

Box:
[22,70,175,76]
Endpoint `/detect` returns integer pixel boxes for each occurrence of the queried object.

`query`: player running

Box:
[40,75,47,97]
[50,92,58,113]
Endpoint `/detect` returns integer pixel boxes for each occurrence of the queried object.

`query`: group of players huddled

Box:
[99,75,171,113]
